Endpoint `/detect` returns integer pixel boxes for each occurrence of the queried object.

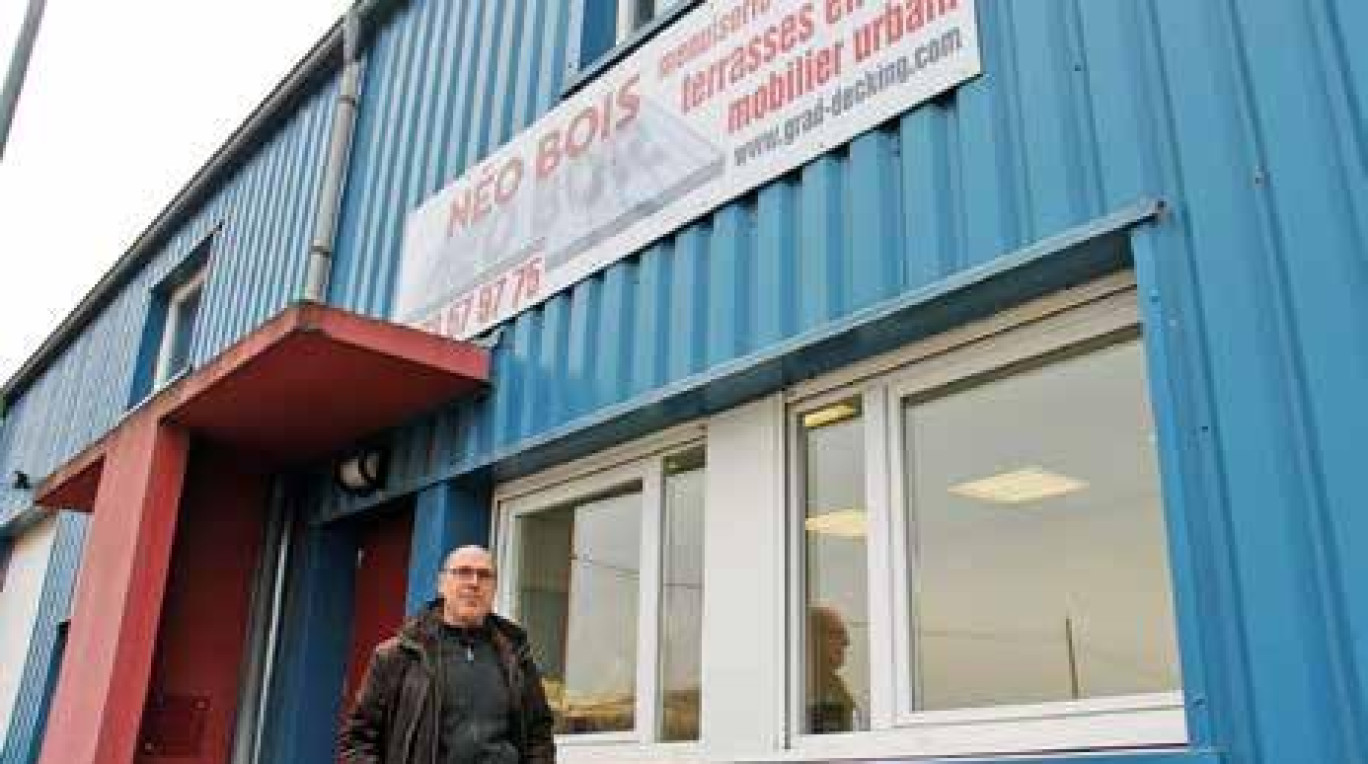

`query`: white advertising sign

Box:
[397,0,981,338]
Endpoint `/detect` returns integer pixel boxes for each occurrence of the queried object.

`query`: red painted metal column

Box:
[39,417,190,764]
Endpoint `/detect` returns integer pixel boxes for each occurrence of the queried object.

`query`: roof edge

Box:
[1,0,408,412]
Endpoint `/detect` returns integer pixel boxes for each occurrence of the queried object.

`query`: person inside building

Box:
[339,545,556,763]
[807,604,857,733]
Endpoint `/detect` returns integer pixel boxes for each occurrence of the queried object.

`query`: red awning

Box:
[37,302,489,511]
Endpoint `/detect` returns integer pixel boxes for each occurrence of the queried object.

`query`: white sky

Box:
[0,0,352,383]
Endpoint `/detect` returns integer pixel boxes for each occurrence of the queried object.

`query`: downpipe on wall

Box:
[303,8,365,303]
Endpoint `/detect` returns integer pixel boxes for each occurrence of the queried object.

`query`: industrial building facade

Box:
[0,1,1364,763]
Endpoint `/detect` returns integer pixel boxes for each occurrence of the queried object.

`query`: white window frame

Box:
[784,384,892,742]
[494,423,708,756]
[785,273,1188,761]
[152,266,208,388]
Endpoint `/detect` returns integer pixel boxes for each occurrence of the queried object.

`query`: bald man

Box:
[340,546,555,763]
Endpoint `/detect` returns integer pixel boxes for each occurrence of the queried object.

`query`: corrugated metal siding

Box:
[329,0,572,316]
[0,75,340,762]
[0,79,339,518]
[315,0,1174,495]
[188,80,340,365]
[0,0,1361,760]
[359,0,1172,475]
[327,1,1366,762]
[1141,0,1368,760]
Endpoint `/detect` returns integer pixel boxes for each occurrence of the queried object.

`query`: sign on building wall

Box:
[396,0,981,339]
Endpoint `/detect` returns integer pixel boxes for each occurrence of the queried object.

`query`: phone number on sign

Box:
[417,257,544,338]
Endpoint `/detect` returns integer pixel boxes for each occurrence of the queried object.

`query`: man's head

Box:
[438,545,497,627]
[810,605,850,672]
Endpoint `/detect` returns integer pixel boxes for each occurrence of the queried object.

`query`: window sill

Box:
[776,750,1213,764]
[551,698,1192,763]
[555,739,706,763]
[788,701,1186,762]
[562,0,704,99]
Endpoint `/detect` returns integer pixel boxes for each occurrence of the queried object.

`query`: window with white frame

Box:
[498,441,706,745]
[152,261,207,388]
[798,397,871,734]
[791,279,1185,757]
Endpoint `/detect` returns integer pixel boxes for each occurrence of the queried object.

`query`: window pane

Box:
[660,447,705,741]
[517,487,642,734]
[801,399,869,734]
[636,0,658,26]
[903,339,1181,711]
[158,282,202,386]
[619,0,671,39]
[167,284,202,377]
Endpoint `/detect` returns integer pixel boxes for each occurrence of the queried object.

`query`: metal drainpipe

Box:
[229,10,369,761]
[303,7,365,303]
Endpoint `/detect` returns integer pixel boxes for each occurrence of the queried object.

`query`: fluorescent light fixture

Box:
[802,401,860,429]
[804,509,867,537]
[948,467,1087,504]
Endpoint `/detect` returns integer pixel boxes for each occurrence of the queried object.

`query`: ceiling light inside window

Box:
[802,401,860,429]
[804,509,867,537]
[948,467,1087,504]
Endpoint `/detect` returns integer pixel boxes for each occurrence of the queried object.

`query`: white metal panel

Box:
[698,394,786,758]
[0,514,57,744]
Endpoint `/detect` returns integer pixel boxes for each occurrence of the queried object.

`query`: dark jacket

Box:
[339,603,556,764]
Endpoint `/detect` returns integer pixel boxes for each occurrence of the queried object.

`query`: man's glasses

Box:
[443,566,496,582]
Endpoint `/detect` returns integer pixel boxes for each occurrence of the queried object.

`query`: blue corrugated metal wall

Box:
[0,78,339,521]
[1,0,1365,760]
[0,78,340,759]
[328,0,576,316]
[319,1,1367,761]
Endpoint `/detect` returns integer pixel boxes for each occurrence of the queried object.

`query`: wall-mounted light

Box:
[335,447,388,497]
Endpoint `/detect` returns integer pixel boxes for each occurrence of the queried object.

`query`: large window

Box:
[517,486,643,734]
[499,440,706,746]
[900,337,1180,712]
[495,278,1184,760]
[792,282,1185,756]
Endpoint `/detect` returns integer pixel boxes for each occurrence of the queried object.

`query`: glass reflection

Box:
[801,398,869,734]
[660,447,706,741]
[517,487,642,733]
[903,339,1181,711]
